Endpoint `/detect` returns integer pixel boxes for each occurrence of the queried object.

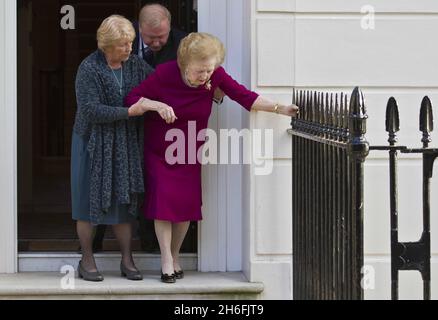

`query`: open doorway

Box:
[17,0,198,252]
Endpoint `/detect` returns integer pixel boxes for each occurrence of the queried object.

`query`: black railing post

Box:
[419,96,433,300]
[340,93,349,300]
[385,97,400,300]
[347,87,369,300]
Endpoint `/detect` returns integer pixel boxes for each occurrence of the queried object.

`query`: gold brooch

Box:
[205,79,212,90]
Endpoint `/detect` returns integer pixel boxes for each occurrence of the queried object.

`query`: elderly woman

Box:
[72,15,155,281]
[125,32,299,283]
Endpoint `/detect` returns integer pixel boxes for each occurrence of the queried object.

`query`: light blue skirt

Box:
[70,131,135,224]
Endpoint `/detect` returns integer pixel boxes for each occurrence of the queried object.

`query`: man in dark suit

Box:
[132,4,187,68]
[92,3,224,253]
[133,3,224,105]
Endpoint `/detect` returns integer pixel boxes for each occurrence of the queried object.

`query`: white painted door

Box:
[0,0,18,274]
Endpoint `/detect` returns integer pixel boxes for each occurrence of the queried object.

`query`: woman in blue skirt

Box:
[71,15,155,281]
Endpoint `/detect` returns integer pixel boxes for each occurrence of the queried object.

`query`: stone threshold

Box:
[0,271,264,300]
[18,252,197,272]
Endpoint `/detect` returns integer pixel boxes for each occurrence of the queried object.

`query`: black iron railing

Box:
[370,96,436,300]
[289,87,369,300]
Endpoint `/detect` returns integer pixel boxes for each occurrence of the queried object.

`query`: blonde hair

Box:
[177,32,225,71]
[139,3,171,28]
[97,15,136,51]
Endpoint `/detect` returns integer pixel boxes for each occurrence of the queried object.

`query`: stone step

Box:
[0,271,264,300]
[18,252,197,272]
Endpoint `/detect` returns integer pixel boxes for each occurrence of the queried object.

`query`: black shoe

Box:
[174,270,184,279]
[161,271,176,283]
[77,260,104,282]
[120,262,143,281]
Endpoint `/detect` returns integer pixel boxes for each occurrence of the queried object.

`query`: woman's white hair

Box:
[96,15,135,51]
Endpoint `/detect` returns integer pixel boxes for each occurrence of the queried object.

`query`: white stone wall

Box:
[250,0,438,299]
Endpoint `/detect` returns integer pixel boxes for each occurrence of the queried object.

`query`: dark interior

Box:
[17,0,198,252]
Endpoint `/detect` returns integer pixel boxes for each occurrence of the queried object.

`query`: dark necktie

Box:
[142,47,154,66]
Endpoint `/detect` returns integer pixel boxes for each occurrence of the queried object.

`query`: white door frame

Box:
[0,0,250,274]
[0,0,18,274]
[198,0,250,272]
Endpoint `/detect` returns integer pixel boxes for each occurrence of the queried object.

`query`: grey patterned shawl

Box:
[73,50,153,225]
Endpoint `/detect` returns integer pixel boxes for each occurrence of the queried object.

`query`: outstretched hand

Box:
[155,102,178,124]
[280,104,300,117]
[128,98,178,124]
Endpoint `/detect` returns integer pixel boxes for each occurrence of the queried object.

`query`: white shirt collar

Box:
[138,30,149,57]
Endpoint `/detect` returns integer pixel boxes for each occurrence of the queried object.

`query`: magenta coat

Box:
[125,60,258,222]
